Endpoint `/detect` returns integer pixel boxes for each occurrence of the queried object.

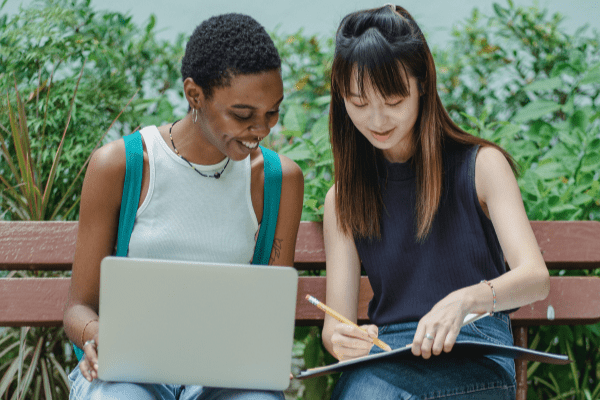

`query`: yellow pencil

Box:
[305,295,392,352]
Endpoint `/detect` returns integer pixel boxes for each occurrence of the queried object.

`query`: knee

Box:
[221,389,284,400]
[87,381,160,400]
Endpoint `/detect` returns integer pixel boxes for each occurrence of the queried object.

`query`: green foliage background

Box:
[0,0,599,399]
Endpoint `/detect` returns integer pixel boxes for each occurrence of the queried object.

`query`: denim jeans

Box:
[68,366,285,400]
[332,312,516,400]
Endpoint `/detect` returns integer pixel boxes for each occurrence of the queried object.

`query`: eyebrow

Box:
[231,96,284,110]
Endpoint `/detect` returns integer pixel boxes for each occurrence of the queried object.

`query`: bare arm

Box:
[412,146,550,359]
[63,139,127,380]
[322,186,377,360]
[268,155,304,267]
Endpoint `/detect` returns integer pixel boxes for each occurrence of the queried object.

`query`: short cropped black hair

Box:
[181,13,281,100]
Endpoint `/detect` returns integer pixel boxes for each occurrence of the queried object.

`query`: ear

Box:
[183,77,206,109]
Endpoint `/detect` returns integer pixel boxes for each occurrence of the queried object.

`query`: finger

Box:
[83,340,99,378]
[333,345,372,361]
[412,322,427,356]
[79,359,94,382]
[443,327,459,353]
[331,332,373,351]
[338,324,373,342]
[431,326,449,356]
[420,332,434,359]
[362,324,379,339]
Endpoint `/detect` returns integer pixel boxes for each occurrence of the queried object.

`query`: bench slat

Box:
[3,276,598,327]
[0,278,70,326]
[0,222,78,270]
[3,221,600,271]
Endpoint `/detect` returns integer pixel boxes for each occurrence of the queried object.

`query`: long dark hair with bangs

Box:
[330,4,516,241]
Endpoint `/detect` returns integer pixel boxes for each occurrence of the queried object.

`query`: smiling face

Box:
[193,69,284,162]
[343,71,421,163]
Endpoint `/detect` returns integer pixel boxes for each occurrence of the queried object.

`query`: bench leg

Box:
[514,326,528,400]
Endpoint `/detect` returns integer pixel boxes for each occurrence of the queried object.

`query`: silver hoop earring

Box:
[192,108,198,123]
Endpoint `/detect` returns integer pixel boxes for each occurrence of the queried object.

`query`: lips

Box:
[371,129,393,142]
[239,140,259,150]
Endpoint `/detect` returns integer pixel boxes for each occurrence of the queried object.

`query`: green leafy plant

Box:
[0,0,184,220]
[271,30,335,222]
[0,327,76,400]
[0,66,136,221]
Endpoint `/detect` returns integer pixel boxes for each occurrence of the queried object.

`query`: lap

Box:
[69,365,284,400]
[332,355,515,400]
[332,313,517,400]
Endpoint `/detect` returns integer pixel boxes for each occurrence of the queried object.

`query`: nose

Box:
[369,109,387,131]
[249,115,271,138]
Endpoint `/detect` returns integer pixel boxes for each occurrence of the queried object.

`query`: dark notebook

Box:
[296,341,570,380]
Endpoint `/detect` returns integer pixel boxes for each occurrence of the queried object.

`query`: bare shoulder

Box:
[324,184,336,208]
[475,146,512,172]
[278,154,304,186]
[86,139,126,180]
[475,145,517,204]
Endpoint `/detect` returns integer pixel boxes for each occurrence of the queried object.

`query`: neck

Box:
[170,116,227,165]
[382,136,415,163]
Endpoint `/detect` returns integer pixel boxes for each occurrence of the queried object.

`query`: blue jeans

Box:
[332,312,516,400]
[68,366,285,400]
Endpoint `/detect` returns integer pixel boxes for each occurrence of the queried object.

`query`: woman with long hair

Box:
[322,4,549,399]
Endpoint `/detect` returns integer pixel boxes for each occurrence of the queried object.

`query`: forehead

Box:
[347,66,413,98]
[210,70,283,106]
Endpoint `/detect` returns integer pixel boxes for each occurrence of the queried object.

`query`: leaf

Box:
[524,76,563,92]
[569,110,589,131]
[15,336,44,399]
[513,100,561,123]
[580,64,600,85]
[311,114,329,139]
[282,104,307,133]
[534,161,569,180]
[40,359,52,400]
[493,3,508,18]
[495,123,521,139]
[281,129,303,138]
[580,152,600,173]
[303,332,322,369]
[303,375,328,400]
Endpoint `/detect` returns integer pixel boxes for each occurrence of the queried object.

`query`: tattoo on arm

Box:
[269,238,283,264]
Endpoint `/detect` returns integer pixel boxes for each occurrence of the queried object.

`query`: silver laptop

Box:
[97,257,298,390]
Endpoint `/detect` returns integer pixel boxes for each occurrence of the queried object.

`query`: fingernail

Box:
[94,363,99,369]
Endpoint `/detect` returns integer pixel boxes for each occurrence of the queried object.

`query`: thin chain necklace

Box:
[169,120,230,179]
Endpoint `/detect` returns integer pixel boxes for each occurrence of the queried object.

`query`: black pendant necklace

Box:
[169,120,230,179]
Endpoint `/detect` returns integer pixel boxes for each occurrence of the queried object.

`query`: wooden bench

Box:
[2,220,600,399]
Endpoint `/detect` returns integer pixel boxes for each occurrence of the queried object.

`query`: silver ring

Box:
[84,339,96,348]
[425,333,434,340]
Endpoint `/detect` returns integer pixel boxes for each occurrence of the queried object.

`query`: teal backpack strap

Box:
[73,131,144,362]
[116,131,144,257]
[252,145,282,265]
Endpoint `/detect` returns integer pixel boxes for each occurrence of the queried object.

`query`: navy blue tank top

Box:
[355,144,507,325]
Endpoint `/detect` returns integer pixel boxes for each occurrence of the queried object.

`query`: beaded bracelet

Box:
[81,319,99,347]
[481,280,497,316]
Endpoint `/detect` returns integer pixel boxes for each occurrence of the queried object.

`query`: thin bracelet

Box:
[81,319,99,347]
[481,280,497,315]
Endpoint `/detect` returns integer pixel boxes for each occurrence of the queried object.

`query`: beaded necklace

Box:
[169,120,230,179]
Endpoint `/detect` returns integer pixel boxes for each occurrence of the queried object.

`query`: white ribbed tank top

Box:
[127,126,259,263]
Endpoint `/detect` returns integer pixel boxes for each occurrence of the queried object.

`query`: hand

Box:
[411,290,469,359]
[330,323,378,361]
[79,333,99,382]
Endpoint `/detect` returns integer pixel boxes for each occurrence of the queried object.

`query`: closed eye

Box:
[387,99,403,106]
[232,113,252,121]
